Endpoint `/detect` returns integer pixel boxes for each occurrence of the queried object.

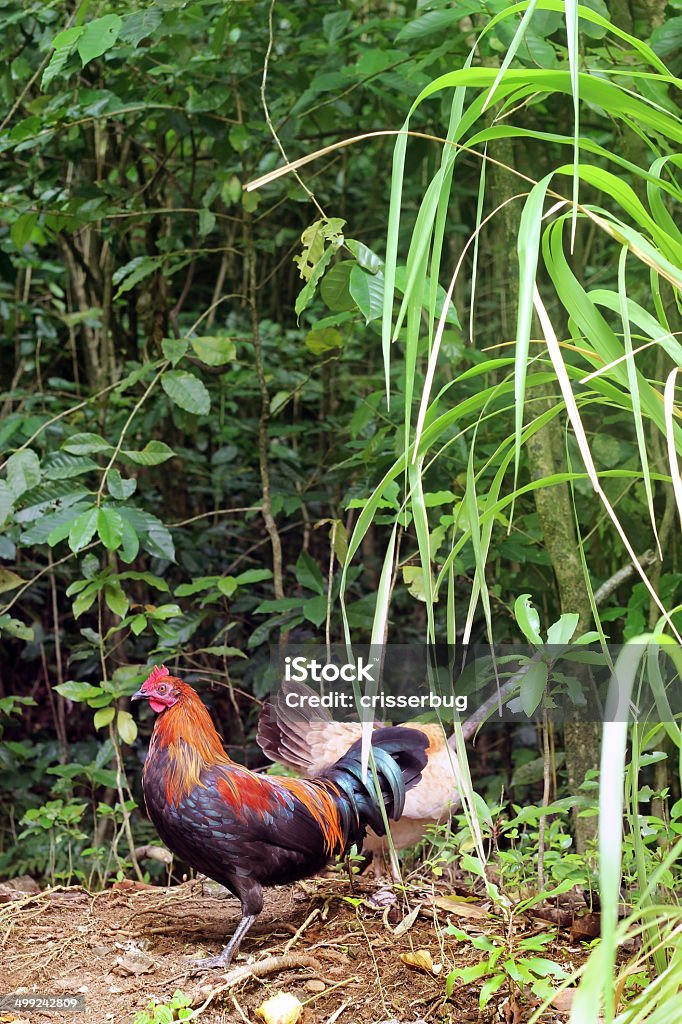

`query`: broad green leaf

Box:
[62,433,112,455]
[0,481,13,528]
[161,371,211,415]
[234,569,272,586]
[190,336,236,366]
[162,338,188,366]
[320,261,355,311]
[113,255,163,298]
[198,208,215,237]
[0,569,23,594]
[55,680,103,702]
[42,27,84,88]
[117,709,137,744]
[107,469,137,500]
[546,612,579,645]
[217,577,238,598]
[43,453,99,480]
[520,660,548,717]
[175,576,219,597]
[295,550,326,595]
[350,266,384,323]
[119,508,175,562]
[77,15,123,67]
[94,707,115,729]
[97,508,124,551]
[303,595,328,626]
[118,514,140,563]
[104,581,128,617]
[305,328,343,354]
[514,594,543,645]
[11,213,38,248]
[201,645,247,658]
[69,507,99,553]
[123,440,176,466]
[6,449,41,498]
[120,9,163,47]
[72,584,99,619]
[0,615,34,641]
[130,614,147,635]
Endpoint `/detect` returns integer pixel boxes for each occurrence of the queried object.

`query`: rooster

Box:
[131,665,428,969]
[257,677,519,877]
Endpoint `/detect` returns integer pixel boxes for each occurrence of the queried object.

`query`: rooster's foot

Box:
[190,952,233,971]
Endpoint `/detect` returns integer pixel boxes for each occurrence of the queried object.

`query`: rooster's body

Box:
[132,666,428,968]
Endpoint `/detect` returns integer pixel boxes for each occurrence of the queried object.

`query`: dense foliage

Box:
[1,1,682,1017]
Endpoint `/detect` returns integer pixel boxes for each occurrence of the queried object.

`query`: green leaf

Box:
[69,507,99,553]
[0,569,23,594]
[305,328,343,355]
[11,213,38,248]
[77,15,123,67]
[303,594,327,626]
[217,577,238,598]
[403,565,437,603]
[123,440,176,466]
[72,584,99,619]
[112,255,163,297]
[130,614,147,636]
[107,469,137,500]
[117,709,137,744]
[201,645,247,658]
[104,581,129,618]
[62,433,112,455]
[175,576,219,597]
[94,707,115,729]
[190,336,236,366]
[6,449,41,499]
[295,550,325,595]
[320,261,355,312]
[118,514,140,563]
[350,266,384,323]
[198,208,216,237]
[546,613,579,645]
[0,481,14,528]
[97,508,124,551]
[43,452,99,480]
[514,594,543,645]
[120,9,163,47]
[42,27,84,89]
[119,508,174,562]
[162,338,188,366]
[234,569,273,586]
[520,660,549,717]
[0,614,34,641]
[55,681,103,702]
[161,371,211,415]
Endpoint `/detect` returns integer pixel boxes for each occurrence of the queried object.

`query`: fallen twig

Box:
[283,907,320,953]
[190,953,322,1015]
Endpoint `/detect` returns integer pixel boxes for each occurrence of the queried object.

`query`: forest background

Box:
[0,1,681,1018]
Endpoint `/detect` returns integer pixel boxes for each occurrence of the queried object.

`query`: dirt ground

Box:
[1,876,586,1024]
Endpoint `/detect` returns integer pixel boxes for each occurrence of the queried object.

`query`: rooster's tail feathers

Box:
[322,726,428,838]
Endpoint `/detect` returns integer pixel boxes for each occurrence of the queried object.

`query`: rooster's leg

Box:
[192,884,263,971]
[192,911,257,970]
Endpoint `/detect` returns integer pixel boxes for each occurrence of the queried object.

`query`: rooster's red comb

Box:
[144,664,170,687]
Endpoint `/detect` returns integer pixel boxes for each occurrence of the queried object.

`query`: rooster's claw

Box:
[190,953,233,972]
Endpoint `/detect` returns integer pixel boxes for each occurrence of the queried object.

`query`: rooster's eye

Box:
[157,684,167,694]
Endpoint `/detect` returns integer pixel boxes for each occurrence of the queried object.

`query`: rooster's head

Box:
[132,665,185,713]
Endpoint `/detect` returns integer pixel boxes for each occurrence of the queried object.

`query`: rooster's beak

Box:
[131,689,146,702]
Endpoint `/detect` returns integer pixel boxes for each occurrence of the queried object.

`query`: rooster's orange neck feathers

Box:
[147,680,232,804]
